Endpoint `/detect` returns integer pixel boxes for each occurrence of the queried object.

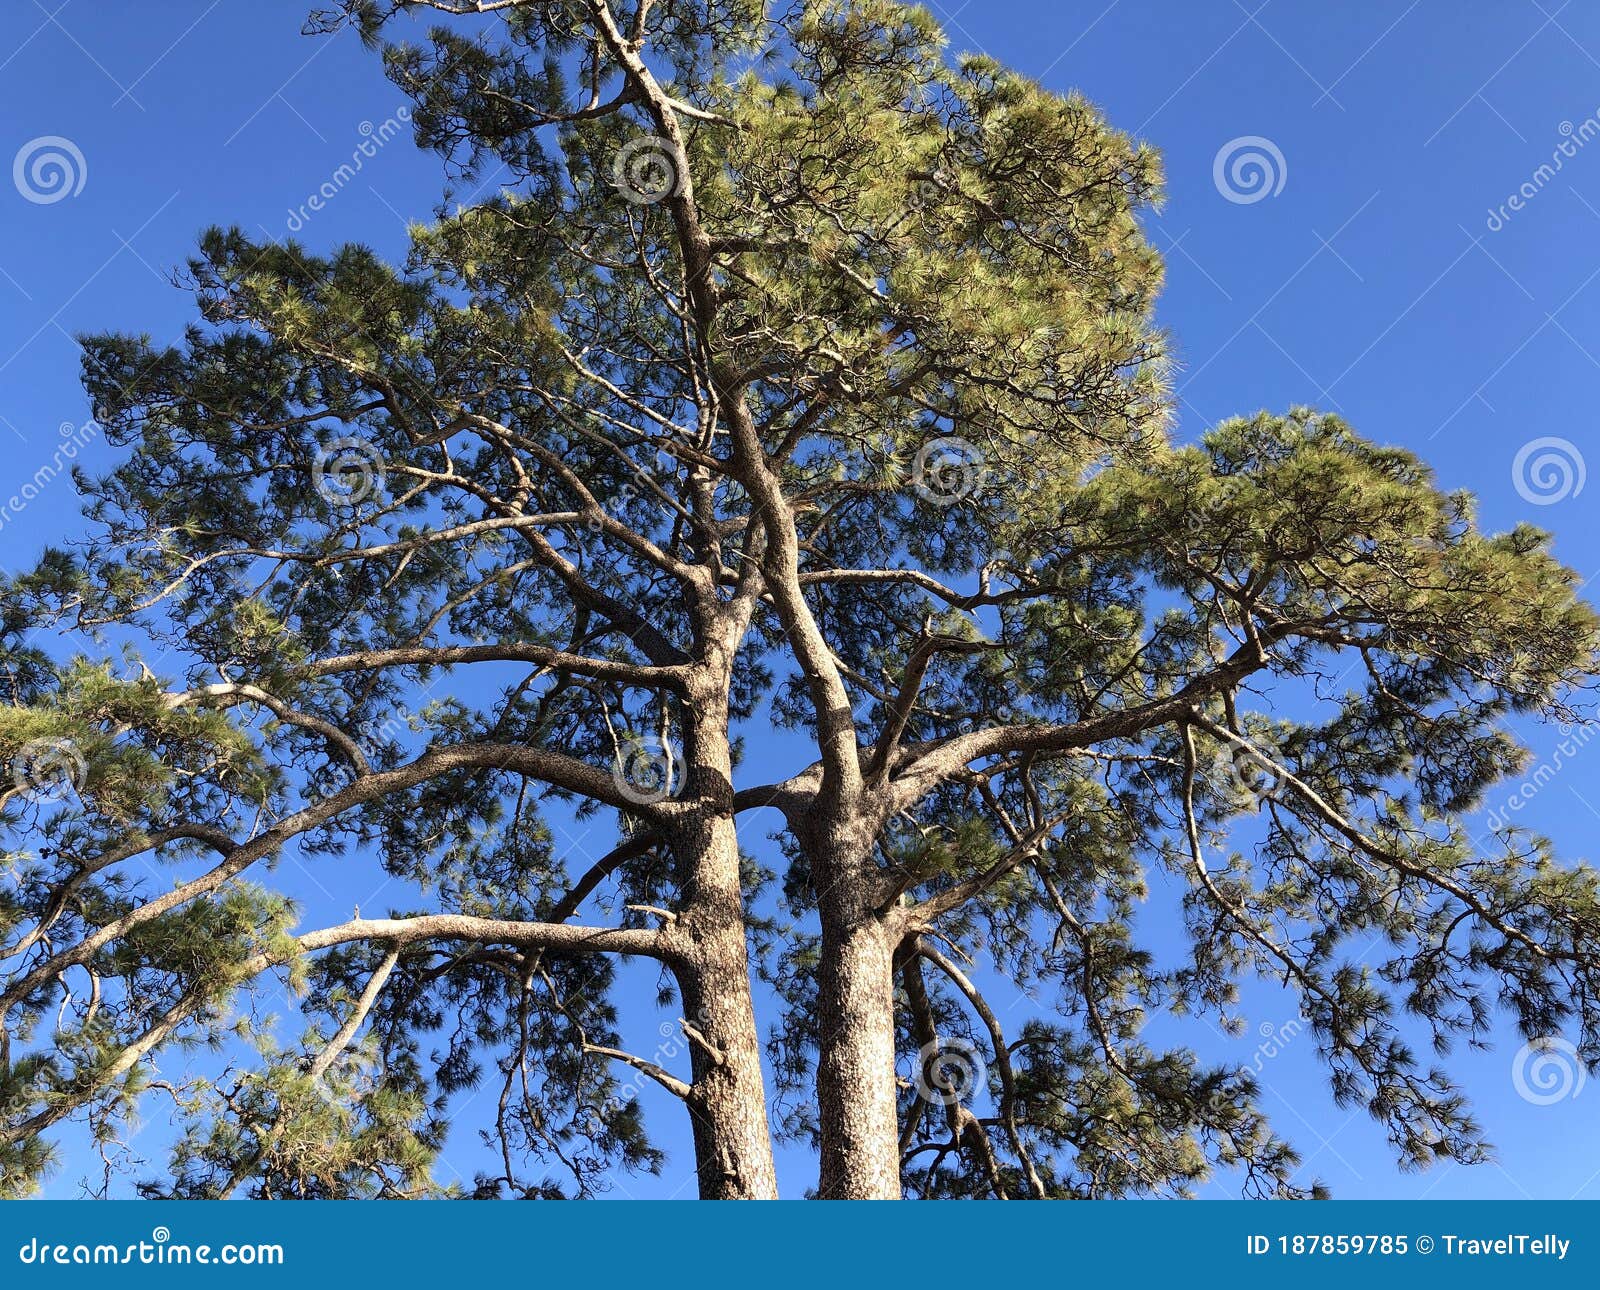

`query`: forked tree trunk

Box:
[667,814,779,1199]
[814,863,903,1199]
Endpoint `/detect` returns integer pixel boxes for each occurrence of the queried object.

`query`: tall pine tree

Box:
[3,0,1597,1199]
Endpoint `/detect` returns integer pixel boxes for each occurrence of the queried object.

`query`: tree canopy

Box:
[2,0,1597,1200]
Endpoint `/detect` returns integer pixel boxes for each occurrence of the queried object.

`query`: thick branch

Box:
[0,740,675,1015]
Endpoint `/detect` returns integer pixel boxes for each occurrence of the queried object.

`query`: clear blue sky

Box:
[2,0,1598,1199]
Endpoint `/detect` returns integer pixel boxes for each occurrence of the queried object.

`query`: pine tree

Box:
[3,0,1598,1200]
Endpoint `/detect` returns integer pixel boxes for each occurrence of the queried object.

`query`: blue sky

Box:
[2,0,1599,1200]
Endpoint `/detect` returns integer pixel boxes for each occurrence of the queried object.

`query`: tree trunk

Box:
[815,867,903,1199]
[668,812,779,1200]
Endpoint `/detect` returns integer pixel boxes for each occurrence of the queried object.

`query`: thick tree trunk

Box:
[815,866,903,1199]
[668,813,779,1199]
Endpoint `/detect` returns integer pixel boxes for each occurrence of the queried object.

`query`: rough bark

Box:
[664,655,779,1198]
[666,811,779,1199]
[812,838,903,1200]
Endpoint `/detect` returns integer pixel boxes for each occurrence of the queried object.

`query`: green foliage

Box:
[2,0,1598,1201]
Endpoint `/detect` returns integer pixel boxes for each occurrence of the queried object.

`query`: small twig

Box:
[582,1044,692,1099]
[678,1017,724,1066]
